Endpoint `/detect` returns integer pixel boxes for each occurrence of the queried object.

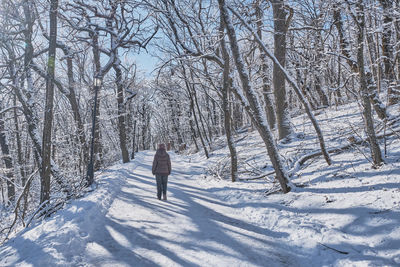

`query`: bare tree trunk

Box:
[190,71,212,150]
[113,64,130,163]
[5,0,71,196]
[90,32,103,171]
[255,0,276,129]
[314,13,329,107]
[355,0,383,166]
[219,0,290,192]
[34,13,89,173]
[189,119,199,152]
[234,101,244,129]
[365,14,379,94]
[131,119,136,159]
[13,95,26,186]
[333,4,388,120]
[271,0,293,140]
[63,47,88,170]
[167,95,184,145]
[179,62,209,158]
[0,109,15,203]
[189,85,209,158]
[40,0,59,204]
[220,16,238,182]
[395,4,400,83]
[229,7,332,166]
[295,63,317,110]
[140,104,147,150]
[380,0,400,105]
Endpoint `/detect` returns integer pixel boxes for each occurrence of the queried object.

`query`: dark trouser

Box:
[155,175,168,199]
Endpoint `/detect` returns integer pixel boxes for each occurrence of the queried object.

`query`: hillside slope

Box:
[0,103,399,266]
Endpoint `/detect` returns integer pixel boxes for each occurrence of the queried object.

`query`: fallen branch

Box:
[289,125,400,175]
[234,134,248,143]
[2,170,38,244]
[238,171,275,181]
[25,200,49,229]
[317,242,349,254]
[265,183,283,195]
[0,174,23,190]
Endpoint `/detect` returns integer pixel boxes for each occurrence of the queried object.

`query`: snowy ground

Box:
[0,103,399,266]
[0,152,308,266]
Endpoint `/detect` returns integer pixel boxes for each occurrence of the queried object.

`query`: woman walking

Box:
[152,144,171,200]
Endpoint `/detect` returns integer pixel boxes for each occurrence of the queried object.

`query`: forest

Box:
[0,0,399,250]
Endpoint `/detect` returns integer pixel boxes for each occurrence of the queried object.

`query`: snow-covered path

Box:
[84,152,298,266]
[0,151,305,267]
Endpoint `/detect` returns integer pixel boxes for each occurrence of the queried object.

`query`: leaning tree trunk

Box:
[229,6,332,166]
[180,63,209,158]
[188,83,209,158]
[219,0,291,193]
[190,69,212,150]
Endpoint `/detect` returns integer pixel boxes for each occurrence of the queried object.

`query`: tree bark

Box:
[6,0,71,196]
[131,119,136,159]
[355,0,383,166]
[189,85,209,158]
[313,13,329,107]
[63,46,88,170]
[190,70,212,150]
[13,95,26,186]
[220,16,238,182]
[90,32,103,171]
[255,1,276,130]
[379,0,400,105]
[113,64,130,163]
[40,0,59,204]
[333,4,388,120]
[179,63,209,158]
[229,6,332,166]
[0,109,15,203]
[271,0,293,140]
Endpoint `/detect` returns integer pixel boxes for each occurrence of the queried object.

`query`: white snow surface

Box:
[0,152,300,266]
[1,103,399,266]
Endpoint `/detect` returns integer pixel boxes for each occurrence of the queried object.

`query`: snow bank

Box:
[0,160,132,266]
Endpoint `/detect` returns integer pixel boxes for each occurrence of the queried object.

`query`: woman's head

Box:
[158,143,166,150]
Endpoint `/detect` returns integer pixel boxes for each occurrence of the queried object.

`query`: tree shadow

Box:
[98,163,306,266]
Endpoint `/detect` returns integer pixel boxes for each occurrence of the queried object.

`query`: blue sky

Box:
[134,51,159,77]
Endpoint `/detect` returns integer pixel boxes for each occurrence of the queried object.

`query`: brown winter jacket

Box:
[152,148,171,176]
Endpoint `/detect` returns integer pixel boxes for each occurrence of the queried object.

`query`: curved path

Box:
[84,152,298,266]
[0,151,303,266]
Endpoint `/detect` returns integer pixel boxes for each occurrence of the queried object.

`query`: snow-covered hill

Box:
[0,103,399,266]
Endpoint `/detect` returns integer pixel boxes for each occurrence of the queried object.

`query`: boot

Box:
[162,194,167,201]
